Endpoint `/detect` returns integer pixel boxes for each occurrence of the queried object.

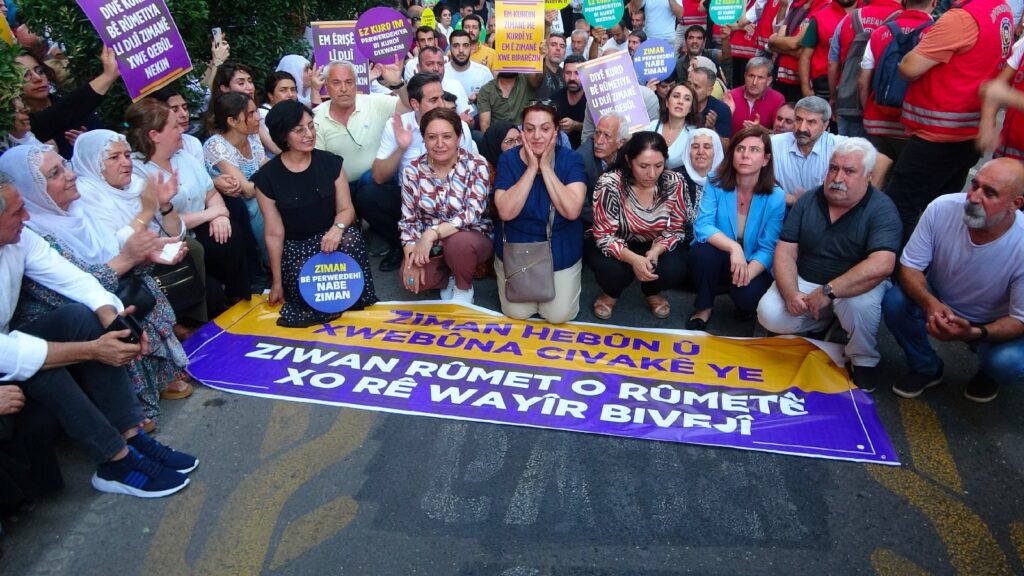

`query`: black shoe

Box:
[892,365,944,399]
[686,316,710,331]
[734,310,756,322]
[379,248,403,272]
[964,371,998,403]
[849,364,879,393]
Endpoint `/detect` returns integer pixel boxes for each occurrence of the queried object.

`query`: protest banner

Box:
[76,0,192,100]
[582,0,625,29]
[578,50,651,132]
[493,0,545,74]
[709,0,745,25]
[355,7,413,65]
[633,39,676,84]
[311,21,370,94]
[298,252,366,313]
[421,8,437,30]
[185,299,899,465]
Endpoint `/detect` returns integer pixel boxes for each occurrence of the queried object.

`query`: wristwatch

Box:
[823,283,836,300]
[334,222,346,233]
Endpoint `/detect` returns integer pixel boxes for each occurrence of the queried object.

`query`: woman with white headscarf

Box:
[1,144,192,427]
[677,128,725,244]
[275,54,322,108]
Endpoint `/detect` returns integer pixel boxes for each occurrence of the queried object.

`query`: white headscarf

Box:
[71,129,147,240]
[276,54,311,106]
[681,128,725,187]
[0,144,120,264]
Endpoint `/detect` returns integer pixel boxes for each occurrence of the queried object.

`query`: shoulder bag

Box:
[502,205,556,303]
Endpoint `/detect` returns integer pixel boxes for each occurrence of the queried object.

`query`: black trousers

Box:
[194,212,251,303]
[885,136,980,245]
[15,304,142,464]
[584,238,688,298]
[354,180,403,249]
[687,242,772,314]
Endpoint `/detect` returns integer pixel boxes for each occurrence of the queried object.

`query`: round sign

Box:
[355,7,413,64]
[421,8,437,29]
[546,0,571,9]
[298,252,366,313]
[709,0,744,25]
[582,0,625,29]
[632,39,677,83]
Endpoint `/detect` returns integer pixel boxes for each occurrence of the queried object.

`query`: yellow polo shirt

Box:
[470,44,498,74]
[313,94,398,182]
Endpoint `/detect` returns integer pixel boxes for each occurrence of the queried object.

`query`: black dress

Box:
[251,150,378,327]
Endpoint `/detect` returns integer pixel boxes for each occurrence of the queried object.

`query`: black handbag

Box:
[115,275,156,319]
[151,254,204,313]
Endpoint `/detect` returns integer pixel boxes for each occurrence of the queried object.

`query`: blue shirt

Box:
[692,180,786,272]
[493,146,586,271]
[702,97,733,138]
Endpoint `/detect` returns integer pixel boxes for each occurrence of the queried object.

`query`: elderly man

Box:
[757,139,902,391]
[771,96,847,205]
[577,111,629,223]
[883,158,1024,402]
[727,58,785,136]
[0,176,197,498]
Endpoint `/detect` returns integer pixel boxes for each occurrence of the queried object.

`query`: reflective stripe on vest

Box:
[864,117,908,137]
[902,102,982,129]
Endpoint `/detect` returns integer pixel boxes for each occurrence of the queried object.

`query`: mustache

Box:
[828,182,847,192]
[795,131,812,139]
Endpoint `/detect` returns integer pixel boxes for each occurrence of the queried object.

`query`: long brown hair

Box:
[712,125,776,195]
[125,99,172,161]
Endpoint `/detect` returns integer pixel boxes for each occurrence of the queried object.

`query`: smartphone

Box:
[106,315,143,344]
[159,241,183,263]
[211,27,223,45]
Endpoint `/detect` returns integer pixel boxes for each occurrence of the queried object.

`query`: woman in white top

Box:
[257,71,299,156]
[647,83,702,170]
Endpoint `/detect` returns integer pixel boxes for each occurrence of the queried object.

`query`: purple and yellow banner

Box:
[311,21,370,95]
[493,0,545,73]
[185,299,899,465]
[77,0,192,100]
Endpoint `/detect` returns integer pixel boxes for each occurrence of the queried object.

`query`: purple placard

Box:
[354,7,413,65]
[184,310,899,465]
[311,21,370,95]
[578,50,651,132]
[633,39,677,84]
[76,0,192,101]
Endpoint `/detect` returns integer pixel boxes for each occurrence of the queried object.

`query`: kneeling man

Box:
[757,139,902,391]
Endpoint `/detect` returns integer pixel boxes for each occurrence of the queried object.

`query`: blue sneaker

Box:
[128,431,199,474]
[91,447,189,498]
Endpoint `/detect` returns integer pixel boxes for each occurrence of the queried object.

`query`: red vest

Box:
[998,46,1024,159]
[862,10,934,137]
[902,0,1015,139]
[835,0,902,63]
[776,0,828,85]
[729,0,761,58]
[809,1,852,80]
[683,0,707,28]
[756,0,785,54]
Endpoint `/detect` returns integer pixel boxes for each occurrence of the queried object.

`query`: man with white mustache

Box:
[883,158,1024,403]
[757,138,902,392]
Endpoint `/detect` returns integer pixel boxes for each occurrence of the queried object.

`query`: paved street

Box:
[2,254,1023,576]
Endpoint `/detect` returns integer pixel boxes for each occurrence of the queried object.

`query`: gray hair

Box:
[795,96,832,125]
[324,60,358,79]
[571,29,588,41]
[746,57,772,73]
[832,137,877,176]
[692,66,717,85]
[598,111,630,141]
[0,171,11,212]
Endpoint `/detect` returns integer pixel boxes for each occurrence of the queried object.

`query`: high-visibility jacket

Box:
[997,40,1024,160]
[862,10,934,138]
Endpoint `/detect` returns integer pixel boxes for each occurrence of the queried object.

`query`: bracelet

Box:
[977,325,989,342]
[133,217,147,227]
[160,205,174,216]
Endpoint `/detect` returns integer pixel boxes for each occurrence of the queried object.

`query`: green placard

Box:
[709,0,744,25]
[582,0,625,29]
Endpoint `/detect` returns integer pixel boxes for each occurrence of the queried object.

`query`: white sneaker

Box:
[451,285,474,305]
[439,276,456,300]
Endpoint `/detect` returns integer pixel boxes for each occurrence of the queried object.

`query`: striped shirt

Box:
[591,169,689,259]
[399,149,493,245]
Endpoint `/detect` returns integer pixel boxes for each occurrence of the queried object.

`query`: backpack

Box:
[872,20,931,108]
[835,10,898,117]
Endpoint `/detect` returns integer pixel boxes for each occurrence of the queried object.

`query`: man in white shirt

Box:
[404,46,475,128]
[596,24,630,56]
[369,73,478,271]
[771,96,847,206]
[403,26,440,82]
[445,30,495,120]
[0,177,197,498]
[629,0,682,42]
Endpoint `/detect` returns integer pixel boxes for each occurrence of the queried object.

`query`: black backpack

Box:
[835,10,899,117]
[872,20,932,108]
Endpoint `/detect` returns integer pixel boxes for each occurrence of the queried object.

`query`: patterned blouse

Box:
[591,169,689,259]
[203,133,266,179]
[400,148,493,245]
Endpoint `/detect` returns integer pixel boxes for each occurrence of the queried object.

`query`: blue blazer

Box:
[692,181,786,272]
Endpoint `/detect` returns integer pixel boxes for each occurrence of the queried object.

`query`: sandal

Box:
[645,295,671,319]
[141,418,157,434]
[593,293,617,320]
[161,376,194,400]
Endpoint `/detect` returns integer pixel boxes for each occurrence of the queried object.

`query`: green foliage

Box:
[310,0,390,21]
[0,43,23,137]
[17,0,209,129]
[206,0,312,91]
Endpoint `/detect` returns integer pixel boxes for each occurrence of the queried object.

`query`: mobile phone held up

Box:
[106,315,143,344]
[211,27,223,45]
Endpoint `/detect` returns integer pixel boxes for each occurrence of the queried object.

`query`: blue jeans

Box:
[882,283,1024,384]
[838,116,866,138]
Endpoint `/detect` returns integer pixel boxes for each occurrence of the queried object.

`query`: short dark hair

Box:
[419,107,463,139]
[563,54,586,66]
[416,25,435,37]
[148,84,183,102]
[612,131,670,184]
[264,71,296,100]
[408,72,442,104]
[419,46,444,59]
[212,62,254,93]
[462,14,483,29]
[449,29,471,43]
[629,30,647,43]
[522,100,560,125]
[265,100,314,152]
[210,92,252,134]
[713,125,776,195]
[685,25,705,39]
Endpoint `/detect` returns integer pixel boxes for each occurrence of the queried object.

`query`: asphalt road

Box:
[2,250,1023,576]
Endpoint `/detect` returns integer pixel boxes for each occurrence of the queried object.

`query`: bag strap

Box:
[503,204,556,243]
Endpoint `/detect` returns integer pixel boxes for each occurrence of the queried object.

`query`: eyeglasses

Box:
[22,65,47,81]
[290,121,317,136]
[502,135,522,146]
[44,159,74,181]
[527,99,555,108]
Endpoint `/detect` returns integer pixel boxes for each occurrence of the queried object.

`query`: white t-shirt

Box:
[374,110,478,184]
[445,62,494,113]
[901,193,1024,324]
[601,37,629,55]
[181,133,205,166]
[642,0,678,42]
[1008,37,1024,71]
[441,76,472,116]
